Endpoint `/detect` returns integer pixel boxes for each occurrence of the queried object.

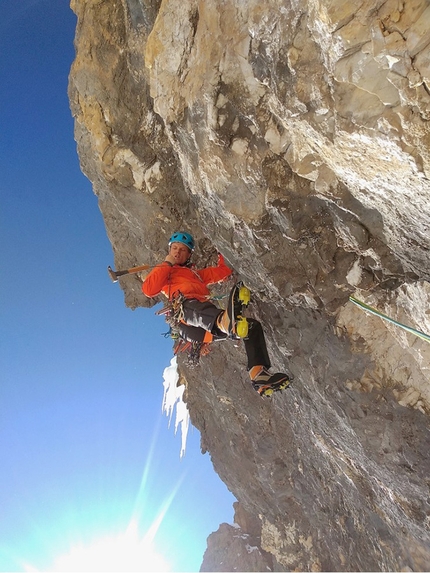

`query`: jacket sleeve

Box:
[142,262,172,297]
[197,254,233,286]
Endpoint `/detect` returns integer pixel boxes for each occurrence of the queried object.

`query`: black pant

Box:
[179,299,271,370]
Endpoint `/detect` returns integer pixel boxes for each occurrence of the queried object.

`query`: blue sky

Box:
[0,1,234,571]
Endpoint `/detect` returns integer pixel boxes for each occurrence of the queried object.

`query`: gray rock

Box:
[69,0,430,570]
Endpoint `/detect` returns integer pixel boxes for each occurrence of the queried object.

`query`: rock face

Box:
[69,0,430,570]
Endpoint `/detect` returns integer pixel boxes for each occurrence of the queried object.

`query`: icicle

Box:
[162,357,190,457]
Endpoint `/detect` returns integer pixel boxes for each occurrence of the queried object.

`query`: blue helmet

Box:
[168,231,195,251]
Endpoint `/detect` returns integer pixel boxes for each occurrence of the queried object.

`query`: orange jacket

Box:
[142,254,233,301]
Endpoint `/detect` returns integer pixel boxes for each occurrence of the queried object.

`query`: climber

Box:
[142,231,291,397]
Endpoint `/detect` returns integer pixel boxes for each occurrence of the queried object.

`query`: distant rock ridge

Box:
[69,0,430,570]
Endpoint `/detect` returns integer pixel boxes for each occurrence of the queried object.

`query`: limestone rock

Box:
[200,503,275,572]
[69,0,430,570]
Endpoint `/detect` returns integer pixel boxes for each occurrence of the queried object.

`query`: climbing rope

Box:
[349,296,430,344]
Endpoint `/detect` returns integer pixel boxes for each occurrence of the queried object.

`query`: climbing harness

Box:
[156,293,214,366]
[349,296,430,344]
[155,279,248,366]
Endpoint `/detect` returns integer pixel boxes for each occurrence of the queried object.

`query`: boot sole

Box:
[257,379,291,397]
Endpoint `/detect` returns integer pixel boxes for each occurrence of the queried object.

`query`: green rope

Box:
[349,296,430,344]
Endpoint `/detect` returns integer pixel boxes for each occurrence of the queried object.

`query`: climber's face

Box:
[169,242,191,265]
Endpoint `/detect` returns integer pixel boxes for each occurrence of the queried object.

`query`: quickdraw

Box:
[173,339,212,367]
[156,293,186,339]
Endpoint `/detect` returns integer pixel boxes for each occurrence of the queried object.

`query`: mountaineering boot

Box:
[216,282,251,337]
[250,367,291,397]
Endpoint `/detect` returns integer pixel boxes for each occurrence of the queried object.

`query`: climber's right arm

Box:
[142,262,172,297]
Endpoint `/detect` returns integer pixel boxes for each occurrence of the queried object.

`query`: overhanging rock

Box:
[69,1,430,570]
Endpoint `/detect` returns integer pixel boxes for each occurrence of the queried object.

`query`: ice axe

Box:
[108,264,151,283]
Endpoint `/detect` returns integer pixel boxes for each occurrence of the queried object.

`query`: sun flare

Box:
[49,524,170,572]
